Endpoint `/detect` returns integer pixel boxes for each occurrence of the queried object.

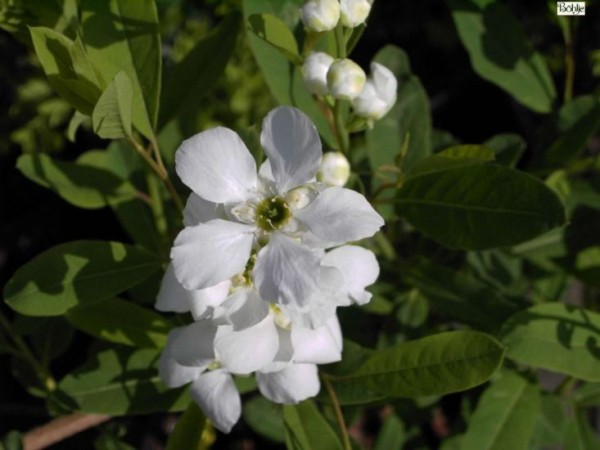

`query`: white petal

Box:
[283,303,338,329]
[186,280,231,320]
[158,328,203,388]
[291,316,343,364]
[171,321,217,368]
[155,263,191,313]
[296,187,384,245]
[322,246,380,305]
[183,193,224,227]
[372,62,398,100]
[176,127,257,203]
[214,315,279,375]
[257,364,320,404]
[171,220,254,290]
[253,233,321,307]
[259,326,294,373]
[260,107,322,193]
[215,289,269,331]
[190,369,241,433]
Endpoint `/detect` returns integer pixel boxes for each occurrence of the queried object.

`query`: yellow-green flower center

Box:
[256,196,292,231]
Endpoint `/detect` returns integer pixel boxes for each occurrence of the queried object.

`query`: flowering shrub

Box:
[1,0,599,448]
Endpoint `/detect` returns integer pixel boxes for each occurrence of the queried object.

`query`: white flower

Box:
[300,0,340,32]
[302,52,335,96]
[171,106,383,308]
[327,59,366,100]
[318,152,351,186]
[340,0,372,27]
[159,313,343,430]
[351,62,397,120]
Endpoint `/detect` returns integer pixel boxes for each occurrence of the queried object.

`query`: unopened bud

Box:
[318,152,351,186]
[340,0,372,28]
[351,62,397,120]
[300,0,340,32]
[302,52,335,96]
[327,59,366,100]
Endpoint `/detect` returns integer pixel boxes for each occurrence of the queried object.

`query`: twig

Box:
[22,413,110,450]
[322,375,352,450]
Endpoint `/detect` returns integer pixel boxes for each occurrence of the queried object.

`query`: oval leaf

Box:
[16,153,136,209]
[324,331,505,405]
[92,71,134,139]
[283,401,343,450]
[54,348,187,415]
[500,303,600,381]
[66,297,171,348]
[448,0,556,113]
[4,241,162,316]
[461,371,540,450]
[397,157,566,250]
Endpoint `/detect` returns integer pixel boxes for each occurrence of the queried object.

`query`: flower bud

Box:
[351,62,397,120]
[300,0,340,32]
[327,59,366,100]
[340,0,372,27]
[302,52,335,96]
[318,152,351,186]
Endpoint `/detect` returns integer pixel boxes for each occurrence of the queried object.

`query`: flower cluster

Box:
[156,106,383,432]
[299,0,397,122]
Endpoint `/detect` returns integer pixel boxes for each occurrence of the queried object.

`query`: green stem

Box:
[334,100,350,154]
[555,375,577,396]
[563,17,575,104]
[146,171,168,240]
[127,137,184,213]
[0,311,56,392]
[334,22,347,59]
[322,375,352,450]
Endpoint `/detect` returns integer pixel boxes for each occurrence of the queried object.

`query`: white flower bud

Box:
[340,0,372,27]
[327,59,366,100]
[351,62,397,120]
[300,0,340,32]
[302,52,335,96]
[318,152,351,186]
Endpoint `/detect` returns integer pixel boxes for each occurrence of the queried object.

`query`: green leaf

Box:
[158,13,240,130]
[283,401,343,450]
[397,156,566,250]
[461,371,540,450]
[81,0,161,138]
[407,263,520,331]
[396,289,429,328]
[243,396,285,443]
[166,402,207,450]
[530,394,567,448]
[324,331,505,405]
[55,347,187,415]
[574,383,600,407]
[243,0,336,149]
[500,303,600,381]
[448,0,556,113]
[367,45,432,175]
[16,153,136,209]
[29,317,74,364]
[0,431,23,450]
[373,414,406,450]
[483,133,525,167]
[247,13,300,63]
[66,297,171,348]
[77,145,162,253]
[437,144,495,161]
[546,98,600,165]
[564,408,600,450]
[92,71,133,139]
[4,241,162,316]
[29,26,102,114]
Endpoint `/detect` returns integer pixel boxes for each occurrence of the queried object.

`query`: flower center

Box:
[255,196,292,231]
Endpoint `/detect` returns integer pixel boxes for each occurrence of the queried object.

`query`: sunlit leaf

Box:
[448,0,556,113]
[500,303,600,381]
[461,371,540,450]
[92,71,133,139]
[283,401,343,450]
[4,241,162,316]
